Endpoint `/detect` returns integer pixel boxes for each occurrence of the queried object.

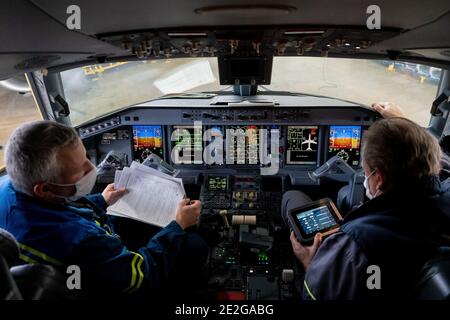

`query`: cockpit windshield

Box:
[60,57,441,126]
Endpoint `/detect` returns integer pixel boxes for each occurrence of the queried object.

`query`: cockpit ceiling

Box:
[30,0,450,33]
[0,0,449,79]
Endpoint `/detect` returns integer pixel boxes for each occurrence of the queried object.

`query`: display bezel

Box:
[206,176,230,192]
[287,198,343,244]
[285,125,320,165]
[170,125,204,165]
[131,125,165,163]
[326,125,362,167]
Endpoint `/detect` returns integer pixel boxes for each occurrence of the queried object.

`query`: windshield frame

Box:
[36,55,445,127]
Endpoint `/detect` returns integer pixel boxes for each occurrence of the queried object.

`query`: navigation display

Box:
[328,125,362,166]
[225,125,259,165]
[132,126,164,162]
[172,125,203,164]
[286,126,319,165]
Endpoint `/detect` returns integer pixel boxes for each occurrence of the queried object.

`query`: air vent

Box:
[195,5,296,17]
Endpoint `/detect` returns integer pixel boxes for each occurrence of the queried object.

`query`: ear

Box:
[33,182,56,200]
[374,170,387,192]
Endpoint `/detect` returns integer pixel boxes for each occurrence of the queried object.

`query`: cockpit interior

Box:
[76,97,379,299]
[1,0,450,304]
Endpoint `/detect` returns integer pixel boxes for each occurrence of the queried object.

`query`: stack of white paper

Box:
[107,162,185,227]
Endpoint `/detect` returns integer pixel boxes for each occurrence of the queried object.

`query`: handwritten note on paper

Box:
[107,162,185,227]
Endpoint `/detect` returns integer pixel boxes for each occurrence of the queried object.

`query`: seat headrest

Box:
[414,247,450,300]
[0,228,19,266]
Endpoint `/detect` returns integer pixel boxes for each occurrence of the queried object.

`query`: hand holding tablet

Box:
[287,198,343,245]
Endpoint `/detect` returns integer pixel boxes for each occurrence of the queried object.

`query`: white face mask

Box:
[363,169,379,200]
[49,166,97,203]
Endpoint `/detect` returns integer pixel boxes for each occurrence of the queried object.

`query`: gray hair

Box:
[5,120,80,195]
[362,117,442,190]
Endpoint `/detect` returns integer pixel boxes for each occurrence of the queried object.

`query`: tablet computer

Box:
[287,198,343,245]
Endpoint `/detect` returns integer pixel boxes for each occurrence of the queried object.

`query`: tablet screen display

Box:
[295,205,338,235]
[288,199,342,242]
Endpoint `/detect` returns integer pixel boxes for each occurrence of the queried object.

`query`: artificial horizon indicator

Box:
[328,125,362,166]
[132,125,164,162]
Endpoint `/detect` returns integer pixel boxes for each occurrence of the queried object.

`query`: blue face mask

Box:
[363,169,379,200]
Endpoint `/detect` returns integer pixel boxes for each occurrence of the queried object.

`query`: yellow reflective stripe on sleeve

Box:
[128,253,145,293]
[94,220,112,235]
[104,228,112,236]
[19,243,63,266]
[94,220,112,236]
[19,253,39,264]
[304,280,317,300]
[123,253,139,293]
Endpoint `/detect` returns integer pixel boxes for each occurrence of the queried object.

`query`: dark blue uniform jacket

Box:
[0,176,198,296]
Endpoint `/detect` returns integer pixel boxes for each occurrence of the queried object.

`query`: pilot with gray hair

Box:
[283,103,450,300]
[0,120,208,297]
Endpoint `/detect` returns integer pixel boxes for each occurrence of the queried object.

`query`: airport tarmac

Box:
[60,57,439,126]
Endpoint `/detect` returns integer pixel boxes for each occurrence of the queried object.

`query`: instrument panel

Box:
[132,125,164,162]
[286,126,319,165]
[79,101,378,299]
[85,124,365,170]
[80,101,379,186]
[327,125,362,166]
